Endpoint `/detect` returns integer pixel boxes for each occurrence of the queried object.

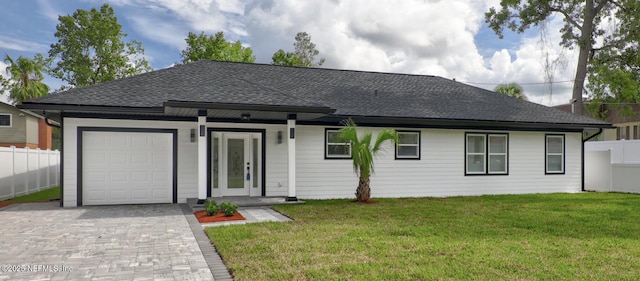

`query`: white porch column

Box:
[286,114,297,201]
[197,110,207,203]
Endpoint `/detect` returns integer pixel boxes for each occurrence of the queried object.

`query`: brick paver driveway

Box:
[0,202,214,281]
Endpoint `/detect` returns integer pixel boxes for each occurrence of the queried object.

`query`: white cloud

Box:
[488,15,578,105]
[263,1,582,105]
[36,0,63,23]
[106,0,580,105]
[113,0,247,44]
[0,36,49,53]
[127,16,189,51]
[215,0,244,14]
[243,0,489,75]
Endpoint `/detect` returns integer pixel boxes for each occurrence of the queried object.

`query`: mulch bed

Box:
[0,201,15,209]
[194,210,245,223]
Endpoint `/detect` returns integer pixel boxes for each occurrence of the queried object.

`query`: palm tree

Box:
[2,54,50,104]
[339,119,398,202]
[494,83,527,101]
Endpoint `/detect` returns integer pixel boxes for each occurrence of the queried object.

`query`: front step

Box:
[187,197,305,209]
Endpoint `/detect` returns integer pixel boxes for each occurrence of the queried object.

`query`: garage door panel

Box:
[131,153,148,164]
[153,154,170,164]
[110,172,128,182]
[110,135,128,145]
[152,171,168,181]
[152,189,169,198]
[111,153,128,164]
[87,190,107,201]
[131,190,150,200]
[110,190,127,200]
[131,136,148,146]
[131,172,148,181]
[86,171,106,182]
[84,152,106,164]
[83,131,173,205]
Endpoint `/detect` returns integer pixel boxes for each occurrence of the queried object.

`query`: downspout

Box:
[582,128,603,191]
[44,116,62,206]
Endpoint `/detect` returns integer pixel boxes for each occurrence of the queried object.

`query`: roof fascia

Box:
[1,101,45,119]
[18,103,164,114]
[305,116,614,131]
[164,100,336,114]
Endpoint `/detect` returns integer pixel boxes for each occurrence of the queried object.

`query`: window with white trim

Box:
[396,131,420,159]
[0,114,11,127]
[325,129,351,159]
[488,135,507,173]
[466,134,486,174]
[545,135,565,174]
[466,133,508,175]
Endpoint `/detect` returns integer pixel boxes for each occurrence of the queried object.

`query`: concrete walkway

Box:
[200,206,291,228]
[0,202,213,281]
[183,205,293,280]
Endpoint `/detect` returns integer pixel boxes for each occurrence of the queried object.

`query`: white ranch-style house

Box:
[20,61,612,207]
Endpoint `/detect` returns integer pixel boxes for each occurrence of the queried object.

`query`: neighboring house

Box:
[555,103,640,141]
[20,61,612,207]
[0,101,54,150]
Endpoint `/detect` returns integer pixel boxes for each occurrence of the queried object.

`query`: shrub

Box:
[205,199,218,216]
[220,202,239,216]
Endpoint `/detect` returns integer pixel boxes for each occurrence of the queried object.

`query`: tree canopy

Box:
[494,83,528,101]
[180,31,256,63]
[272,32,325,67]
[48,4,151,89]
[0,54,50,104]
[586,1,640,117]
[485,0,640,115]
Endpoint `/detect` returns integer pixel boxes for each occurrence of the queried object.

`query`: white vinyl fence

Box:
[0,146,60,201]
[585,140,640,193]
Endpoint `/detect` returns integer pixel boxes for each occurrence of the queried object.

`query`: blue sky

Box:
[0,0,574,105]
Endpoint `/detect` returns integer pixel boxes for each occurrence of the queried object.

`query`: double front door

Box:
[211,132,261,196]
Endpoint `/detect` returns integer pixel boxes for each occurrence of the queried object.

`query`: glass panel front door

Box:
[252,138,258,188]
[212,137,219,189]
[227,139,245,188]
[211,132,262,197]
[222,135,249,196]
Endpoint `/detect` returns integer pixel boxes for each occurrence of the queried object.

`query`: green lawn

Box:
[205,193,640,280]
[9,186,60,203]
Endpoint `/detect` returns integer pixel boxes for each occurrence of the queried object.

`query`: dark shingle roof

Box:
[23,60,610,128]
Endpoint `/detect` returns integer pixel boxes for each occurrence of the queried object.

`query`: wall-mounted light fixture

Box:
[241,113,251,121]
[190,128,196,142]
[199,125,205,137]
[277,131,283,144]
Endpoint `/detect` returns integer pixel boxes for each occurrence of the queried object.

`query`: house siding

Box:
[0,103,47,148]
[294,126,582,198]
[0,106,29,144]
[62,117,582,206]
[25,116,39,145]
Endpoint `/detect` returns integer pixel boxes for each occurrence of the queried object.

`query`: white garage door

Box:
[82,131,173,205]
